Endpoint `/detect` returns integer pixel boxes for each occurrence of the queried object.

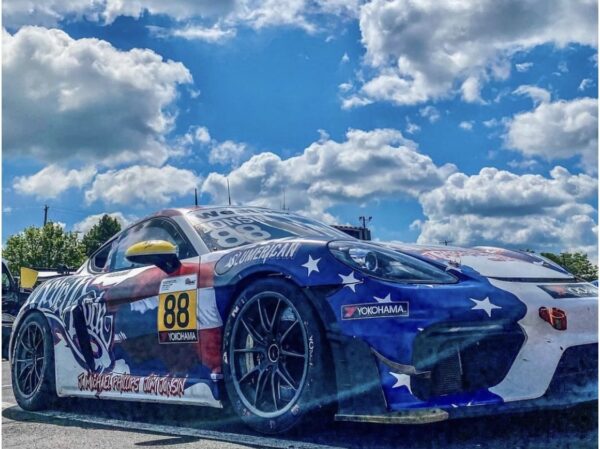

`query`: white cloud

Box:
[3,27,192,166]
[85,165,201,205]
[209,140,247,166]
[558,61,569,73]
[3,0,360,34]
[461,76,484,103]
[202,128,456,221]
[14,165,96,199]
[416,166,598,257]
[505,97,598,168]
[3,207,13,214]
[340,52,350,63]
[515,62,533,72]
[73,212,133,234]
[149,24,237,43]
[578,78,593,91]
[459,121,474,131]
[419,106,440,123]
[338,82,353,93]
[405,118,420,134]
[349,0,597,106]
[513,85,551,105]
[3,0,104,28]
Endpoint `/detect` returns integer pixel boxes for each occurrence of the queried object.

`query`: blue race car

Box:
[9,206,598,434]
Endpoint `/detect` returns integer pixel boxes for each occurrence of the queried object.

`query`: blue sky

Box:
[2,0,598,258]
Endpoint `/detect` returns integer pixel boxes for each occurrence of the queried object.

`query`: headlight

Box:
[329,241,457,284]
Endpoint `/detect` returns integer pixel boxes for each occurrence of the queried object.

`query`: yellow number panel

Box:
[157,289,198,344]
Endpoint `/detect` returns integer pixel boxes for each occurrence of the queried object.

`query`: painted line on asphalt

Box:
[1,402,341,449]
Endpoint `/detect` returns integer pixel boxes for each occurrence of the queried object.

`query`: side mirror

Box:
[125,240,181,273]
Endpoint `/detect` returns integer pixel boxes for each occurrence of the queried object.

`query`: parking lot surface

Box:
[2,361,597,448]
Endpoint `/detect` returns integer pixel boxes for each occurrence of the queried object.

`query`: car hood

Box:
[382,243,573,280]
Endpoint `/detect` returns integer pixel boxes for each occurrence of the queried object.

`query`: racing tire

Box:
[11,312,57,411]
[222,278,334,434]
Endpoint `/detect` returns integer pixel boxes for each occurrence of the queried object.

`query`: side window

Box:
[109,218,196,272]
[90,241,115,273]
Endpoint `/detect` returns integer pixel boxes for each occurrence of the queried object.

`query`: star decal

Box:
[374,293,392,303]
[390,372,412,393]
[469,297,501,317]
[301,255,321,276]
[339,271,362,292]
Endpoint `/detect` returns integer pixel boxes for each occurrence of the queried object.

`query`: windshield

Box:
[188,207,350,251]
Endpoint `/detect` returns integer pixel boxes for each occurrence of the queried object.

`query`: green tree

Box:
[3,223,86,274]
[81,214,122,257]
[541,251,598,282]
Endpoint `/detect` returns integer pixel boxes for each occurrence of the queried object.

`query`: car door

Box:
[89,217,209,382]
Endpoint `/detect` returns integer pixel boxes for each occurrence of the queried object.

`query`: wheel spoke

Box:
[279,320,298,344]
[270,369,278,409]
[281,349,306,359]
[238,364,260,384]
[253,367,269,407]
[256,298,271,334]
[233,347,263,354]
[276,366,297,390]
[269,298,281,332]
[241,318,266,345]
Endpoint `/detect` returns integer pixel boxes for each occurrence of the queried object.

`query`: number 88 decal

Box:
[209,224,271,248]
[162,292,190,329]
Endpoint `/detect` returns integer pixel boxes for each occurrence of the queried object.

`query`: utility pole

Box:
[194,188,198,206]
[43,204,49,226]
[359,215,372,230]
[282,188,288,211]
[227,178,232,206]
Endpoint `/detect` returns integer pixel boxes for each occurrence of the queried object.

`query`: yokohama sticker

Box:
[341,302,409,320]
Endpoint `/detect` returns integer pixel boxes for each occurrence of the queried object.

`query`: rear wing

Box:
[20,266,75,290]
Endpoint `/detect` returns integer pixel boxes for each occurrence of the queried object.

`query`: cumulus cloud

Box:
[505,97,598,168]
[202,128,456,221]
[73,212,133,234]
[419,106,441,123]
[14,165,96,199]
[148,24,237,43]
[459,121,474,131]
[513,85,551,105]
[85,165,201,206]
[415,166,598,257]
[347,0,597,106]
[4,0,360,34]
[578,78,594,91]
[515,62,533,72]
[209,140,247,166]
[3,26,192,166]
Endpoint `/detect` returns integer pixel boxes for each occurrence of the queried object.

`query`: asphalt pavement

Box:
[2,360,597,448]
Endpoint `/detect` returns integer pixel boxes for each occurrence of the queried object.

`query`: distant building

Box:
[332,225,372,241]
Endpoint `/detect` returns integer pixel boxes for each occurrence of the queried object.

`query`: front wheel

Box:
[11,312,57,410]
[222,278,334,434]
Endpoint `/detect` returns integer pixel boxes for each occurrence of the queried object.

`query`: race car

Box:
[9,206,598,434]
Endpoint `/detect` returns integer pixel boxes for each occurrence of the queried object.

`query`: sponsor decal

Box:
[77,372,187,398]
[538,283,598,299]
[341,302,409,320]
[30,276,115,372]
[215,242,301,274]
[158,276,199,344]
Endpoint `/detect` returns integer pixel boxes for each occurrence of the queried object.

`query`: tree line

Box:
[2,215,598,282]
[3,214,121,274]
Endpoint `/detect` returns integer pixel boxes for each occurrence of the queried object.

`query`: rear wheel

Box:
[11,312,56,410]
[223,278,333,434]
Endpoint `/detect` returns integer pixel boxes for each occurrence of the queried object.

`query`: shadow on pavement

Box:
[3,397,597,449]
